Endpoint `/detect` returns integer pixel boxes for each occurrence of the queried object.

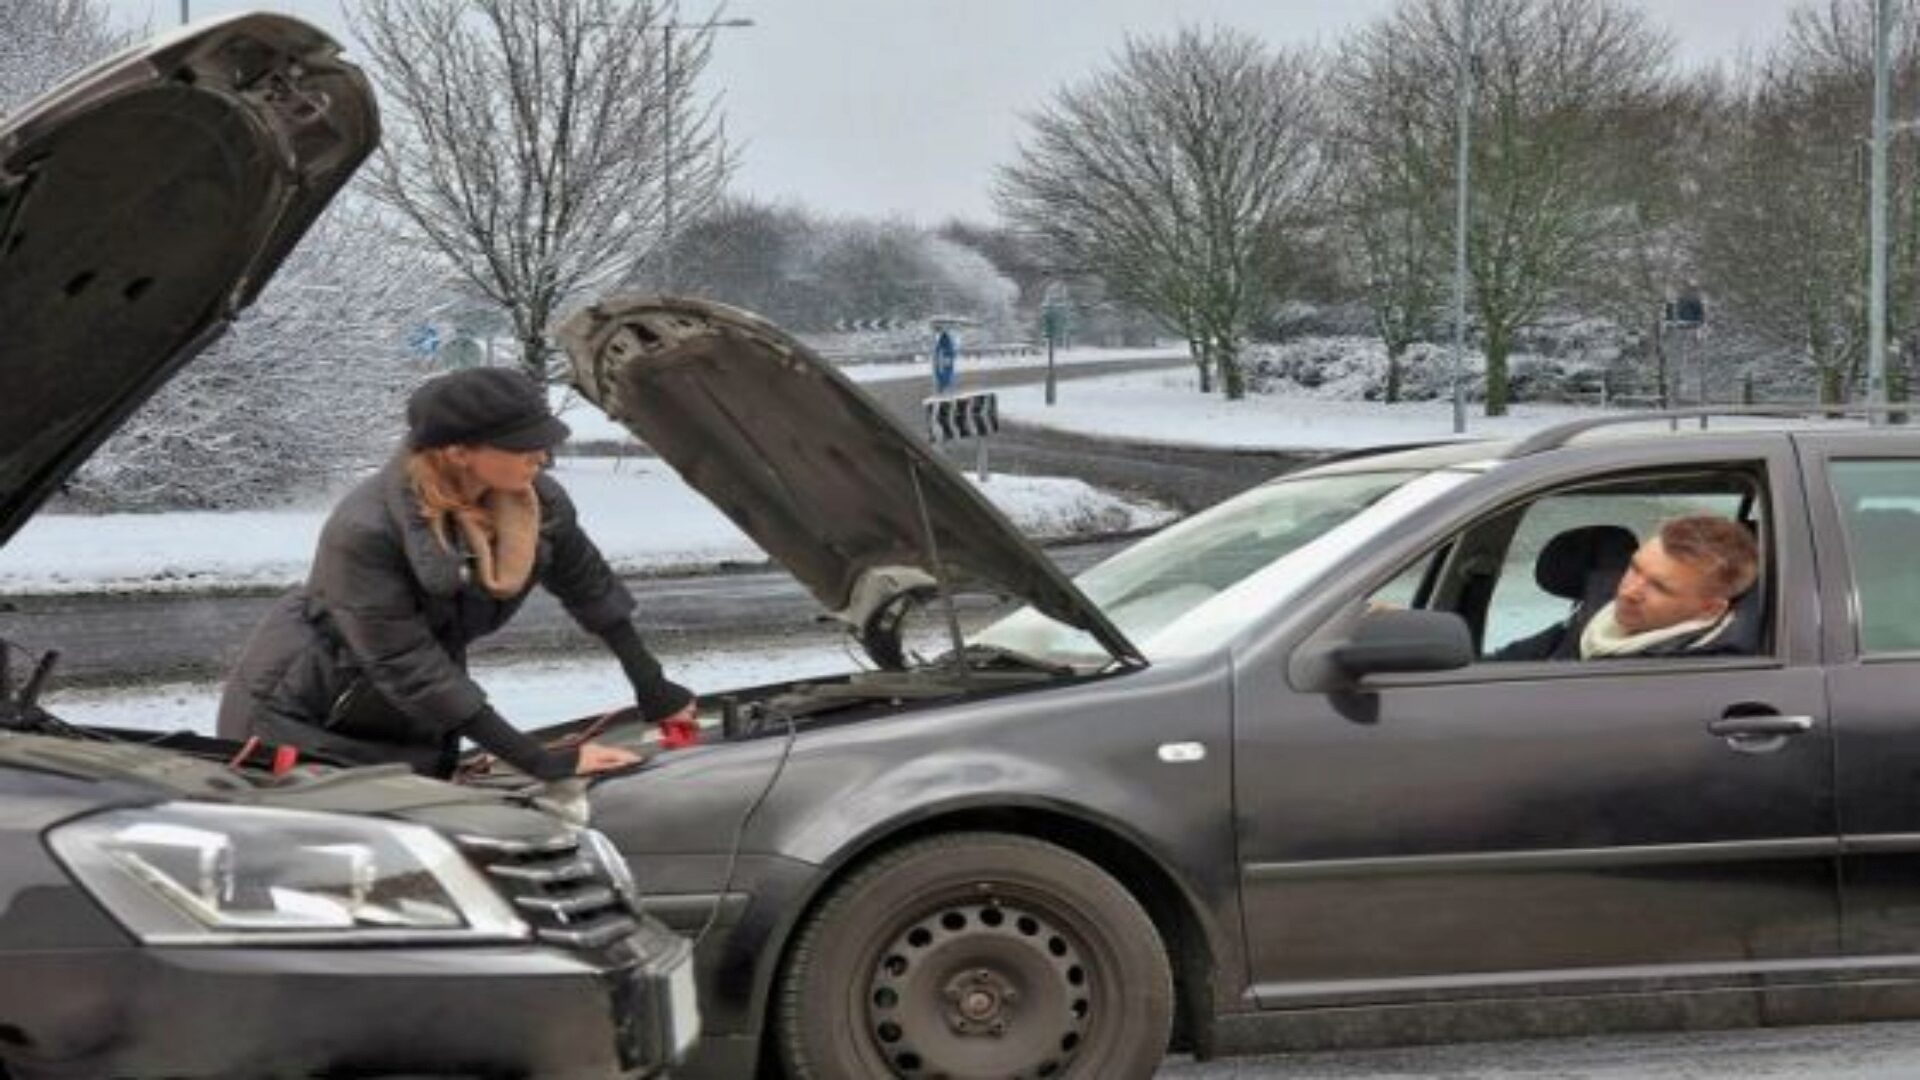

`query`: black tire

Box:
[775,832,1173,1080]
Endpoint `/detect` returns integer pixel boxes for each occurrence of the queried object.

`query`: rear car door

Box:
[1232,439,1838,1007]
[1798,434,1920,958]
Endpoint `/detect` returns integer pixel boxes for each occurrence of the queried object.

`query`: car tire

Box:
[775,831,1173,1079]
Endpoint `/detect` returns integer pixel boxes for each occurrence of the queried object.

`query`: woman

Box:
[217,367,693,779]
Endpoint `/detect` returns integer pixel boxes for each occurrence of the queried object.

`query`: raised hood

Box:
[0,14,377,546]
[556,297,1142,668]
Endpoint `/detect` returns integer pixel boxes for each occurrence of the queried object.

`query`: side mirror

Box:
[1331,609,1474,679]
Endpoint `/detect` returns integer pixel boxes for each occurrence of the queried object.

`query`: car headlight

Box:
[47,802,529,946]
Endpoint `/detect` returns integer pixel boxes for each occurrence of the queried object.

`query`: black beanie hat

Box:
[406,367,571,451]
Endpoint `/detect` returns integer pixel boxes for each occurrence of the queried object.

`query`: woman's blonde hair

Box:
[407,448,491,550]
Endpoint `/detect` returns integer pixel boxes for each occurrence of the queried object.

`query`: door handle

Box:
[1707,715,1815,738]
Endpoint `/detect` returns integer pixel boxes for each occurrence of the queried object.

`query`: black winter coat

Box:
[216,454,686,774]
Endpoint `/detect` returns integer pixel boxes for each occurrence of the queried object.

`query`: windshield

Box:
[973,470,1438,665]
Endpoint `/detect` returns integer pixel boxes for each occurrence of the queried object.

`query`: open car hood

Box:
[555,297,1143,668]
[0,14,377,546]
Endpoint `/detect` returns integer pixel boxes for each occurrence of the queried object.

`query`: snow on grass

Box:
[47,637,857,736]
[0,458,1173,596]
[996,367,1618,452]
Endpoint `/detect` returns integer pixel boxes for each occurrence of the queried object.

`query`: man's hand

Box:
[575,741,645,775]
[656,700,701,749]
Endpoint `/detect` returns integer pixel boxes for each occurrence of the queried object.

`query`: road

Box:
[1158,1020,1920,1077]
[0,540,1129,687]
[861,358,1308,513]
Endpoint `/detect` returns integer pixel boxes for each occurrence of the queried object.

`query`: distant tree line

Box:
[988,0,1920,409]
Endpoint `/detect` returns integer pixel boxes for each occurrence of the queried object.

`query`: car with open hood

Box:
[0,16,696,1078]
[539,295,1920,1078]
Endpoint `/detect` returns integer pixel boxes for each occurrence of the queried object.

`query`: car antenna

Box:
[906,459,971,685]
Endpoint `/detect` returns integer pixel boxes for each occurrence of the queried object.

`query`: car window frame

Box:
[1261,435,1816,694]
[1794,432,1920,666]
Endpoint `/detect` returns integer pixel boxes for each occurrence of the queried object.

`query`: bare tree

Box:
[0,0,131,114]
[996,27,1324,399]
[1329,28,1453,403]
[1344,0,1673,415]
[1698,0,1920,405]
[350,0,731,378]
[72,195,451,510]
[1575,77,1721,405]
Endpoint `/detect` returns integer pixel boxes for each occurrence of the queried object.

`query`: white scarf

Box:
[1578,600,1729,659]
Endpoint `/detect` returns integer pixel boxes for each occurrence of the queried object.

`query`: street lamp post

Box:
[1450,0,1474,435]
[660,13,753,291]
[1868,0,1893,423]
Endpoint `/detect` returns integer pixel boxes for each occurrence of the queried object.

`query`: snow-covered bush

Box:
[1245,337,1608,403]
[66,197,452,511]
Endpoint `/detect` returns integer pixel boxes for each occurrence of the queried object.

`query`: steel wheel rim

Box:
[864,896,1094,1079]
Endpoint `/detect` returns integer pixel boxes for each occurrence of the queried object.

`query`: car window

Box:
[1482,489,1747,652]
[1828,460,1920,655]
[1365,469,1763,660]
[974,469,1439,663]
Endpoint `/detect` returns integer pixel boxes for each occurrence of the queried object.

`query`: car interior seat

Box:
[1534,524,1640,611]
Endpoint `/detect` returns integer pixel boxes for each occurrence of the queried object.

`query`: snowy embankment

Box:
[0,458,1174,597]
[996,367,1614,452]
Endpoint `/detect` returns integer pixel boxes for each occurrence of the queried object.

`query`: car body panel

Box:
[1234,434,1839,998]
[592,655,1242,1036]
[1793,431,1920,960]
[553,295,1142,666]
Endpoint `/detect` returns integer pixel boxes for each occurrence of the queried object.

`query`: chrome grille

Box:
[456,830,641,950]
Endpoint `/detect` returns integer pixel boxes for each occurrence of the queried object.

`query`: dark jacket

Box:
[217,454,687,774]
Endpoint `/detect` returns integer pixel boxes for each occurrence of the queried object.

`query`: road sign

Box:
[924,391,999,482]
[932,328,958,393]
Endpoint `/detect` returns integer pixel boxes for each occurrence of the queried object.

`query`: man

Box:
[1493,514,1760,662]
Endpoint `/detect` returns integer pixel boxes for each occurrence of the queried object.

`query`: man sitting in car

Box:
[1493,514,1760,661]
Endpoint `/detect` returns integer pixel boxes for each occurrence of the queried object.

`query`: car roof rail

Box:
[1504,404,1915,459]
[1309,439,1459,466]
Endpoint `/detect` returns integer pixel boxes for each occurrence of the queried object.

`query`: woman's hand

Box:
[656,699,701,749]
[574,741,645,775]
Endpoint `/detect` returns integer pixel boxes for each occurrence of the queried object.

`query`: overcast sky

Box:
[124,0,1807,223]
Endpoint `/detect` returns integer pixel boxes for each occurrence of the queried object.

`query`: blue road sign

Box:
[932,328,958,393]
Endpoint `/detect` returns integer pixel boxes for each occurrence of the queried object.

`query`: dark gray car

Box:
[0,17,695,1077]
[541,297,1920,1079]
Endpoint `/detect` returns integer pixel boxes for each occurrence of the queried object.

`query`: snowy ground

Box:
[47,637,856,736]
[0,457,1174,596]
[995,368,1618,452]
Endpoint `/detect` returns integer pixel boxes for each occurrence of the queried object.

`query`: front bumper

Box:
[0,930,698,1079]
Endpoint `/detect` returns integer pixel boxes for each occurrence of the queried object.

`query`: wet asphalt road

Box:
[1156,1020,1920,1077]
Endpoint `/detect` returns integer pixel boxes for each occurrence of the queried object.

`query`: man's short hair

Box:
[1658,515,1759,599]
